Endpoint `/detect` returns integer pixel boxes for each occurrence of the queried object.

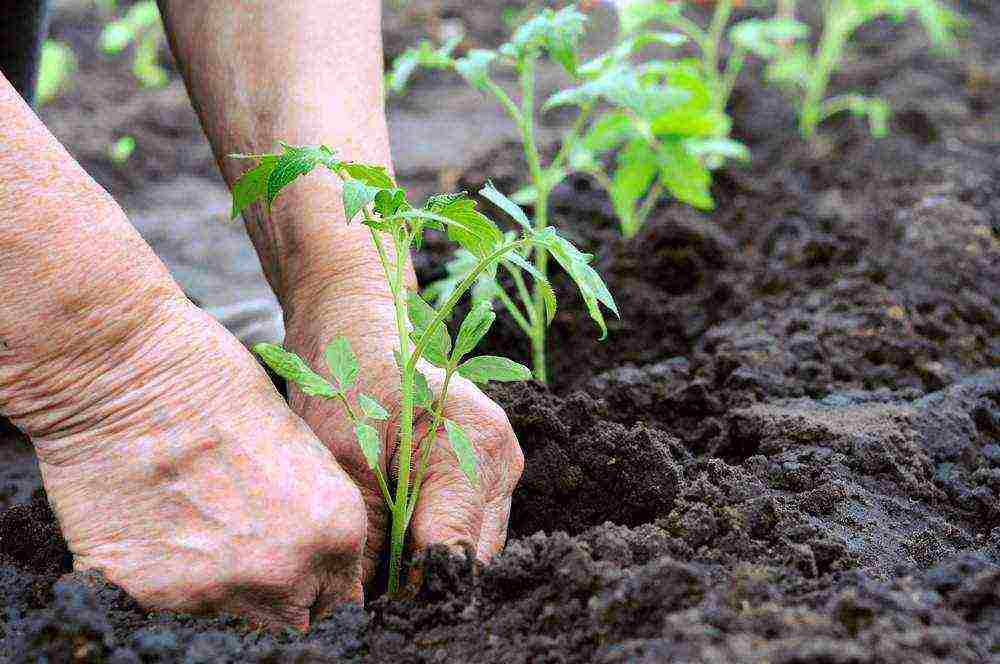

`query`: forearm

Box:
[158,0,412,316]
[0,75,181,371]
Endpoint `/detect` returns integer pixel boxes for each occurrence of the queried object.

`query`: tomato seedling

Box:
[389,4,745,379]
[750,0,961,139]
[228,143,616,593]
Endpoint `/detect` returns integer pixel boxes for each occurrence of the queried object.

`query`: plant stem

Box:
[403,368,456,529]
[705,0,734,111]
[801,2,850,139]
[387,231,415,595]
[495,283,534,336]
[518,56,550,384]
[405,239,528,376]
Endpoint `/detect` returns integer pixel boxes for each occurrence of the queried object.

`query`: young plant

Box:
[35,40,77,106]
[228,143,616,594]
[388,5,743,379]
[751,0,961,139]
[99,0,169,88]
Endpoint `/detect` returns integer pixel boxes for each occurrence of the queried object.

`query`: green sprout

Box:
[228,143,616,594]
[752,0,961,139]
[35,41,77,106]
[107,135,136,165]
[389,4,743,380]
[99,0,169,89]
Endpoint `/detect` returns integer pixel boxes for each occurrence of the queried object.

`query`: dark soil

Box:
[2,0,1000,662]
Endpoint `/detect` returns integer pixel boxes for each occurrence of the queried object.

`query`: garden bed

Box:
[2,0,999,661]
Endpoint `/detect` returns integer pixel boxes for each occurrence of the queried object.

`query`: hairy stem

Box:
[403,367,456,529]
[387,231,415,595]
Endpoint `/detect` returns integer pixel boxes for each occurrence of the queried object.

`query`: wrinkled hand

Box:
[17,287,368,631]
[284,284,524,584]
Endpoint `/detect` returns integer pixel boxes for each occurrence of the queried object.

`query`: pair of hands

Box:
[27,203,523,633]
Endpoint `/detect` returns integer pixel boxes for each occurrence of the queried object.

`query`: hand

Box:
[283,281,524,585]
[9,282,368,631]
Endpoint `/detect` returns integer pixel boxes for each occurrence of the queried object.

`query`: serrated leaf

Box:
[266,144,339,206]
[230,155,278,220]
[503,251,557,325]
[479,182,532,233]
[424,248,485,309]
[455,49,497,92]
[341,162,395,189]
[342,179,380,223]
[373,187,408,217]
[454,302,496,361]
[657,139,715,211]
[540,233,618,339]
[355,422,382,470]
[325,337,359,393]
[410,196,502,257]
[457,356,533,383]
[444,420,478,488]
[358,393,389,421]
[253,343,336,398]
[407,291,452,367]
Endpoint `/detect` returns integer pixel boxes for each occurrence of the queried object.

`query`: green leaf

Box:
[358,394,389,421]
[503,251,557,325]
[454,302,496,361]
[253,343,336,398]
[373,187,408,217]
[266,144,340,207]
[611,138,659,237]
[411,195,503,257]
[657,139,715,211]
[458,356,533,383]
[540,234,618,339]
[444,420,478,488]
[454,49,497,92]
[545,6,587,76]
[231,155,278,219]
[341,162,395,189]
[479,182,532,233]
[354,422,382,470]
[325,337,359,393]
[386,37,461,94]
[730,18,810,59]
[683,137,750,163]
[414,370,434,409]
[99,22,133,54]
[342,179,380,223]
[618,0,683,36]
[424,248,499,310]
[581,112,635,155]
[407,291,452,367]
[35,41,77,107]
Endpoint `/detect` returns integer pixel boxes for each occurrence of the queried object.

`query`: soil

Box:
[2,0,1000,662]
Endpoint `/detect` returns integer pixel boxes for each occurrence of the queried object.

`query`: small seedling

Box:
[107,135,136,165]
[229,143,616,594]
[389,4,744,380]
[99,0,169,89]
[750,0,961,139]
[35,41,77,106]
